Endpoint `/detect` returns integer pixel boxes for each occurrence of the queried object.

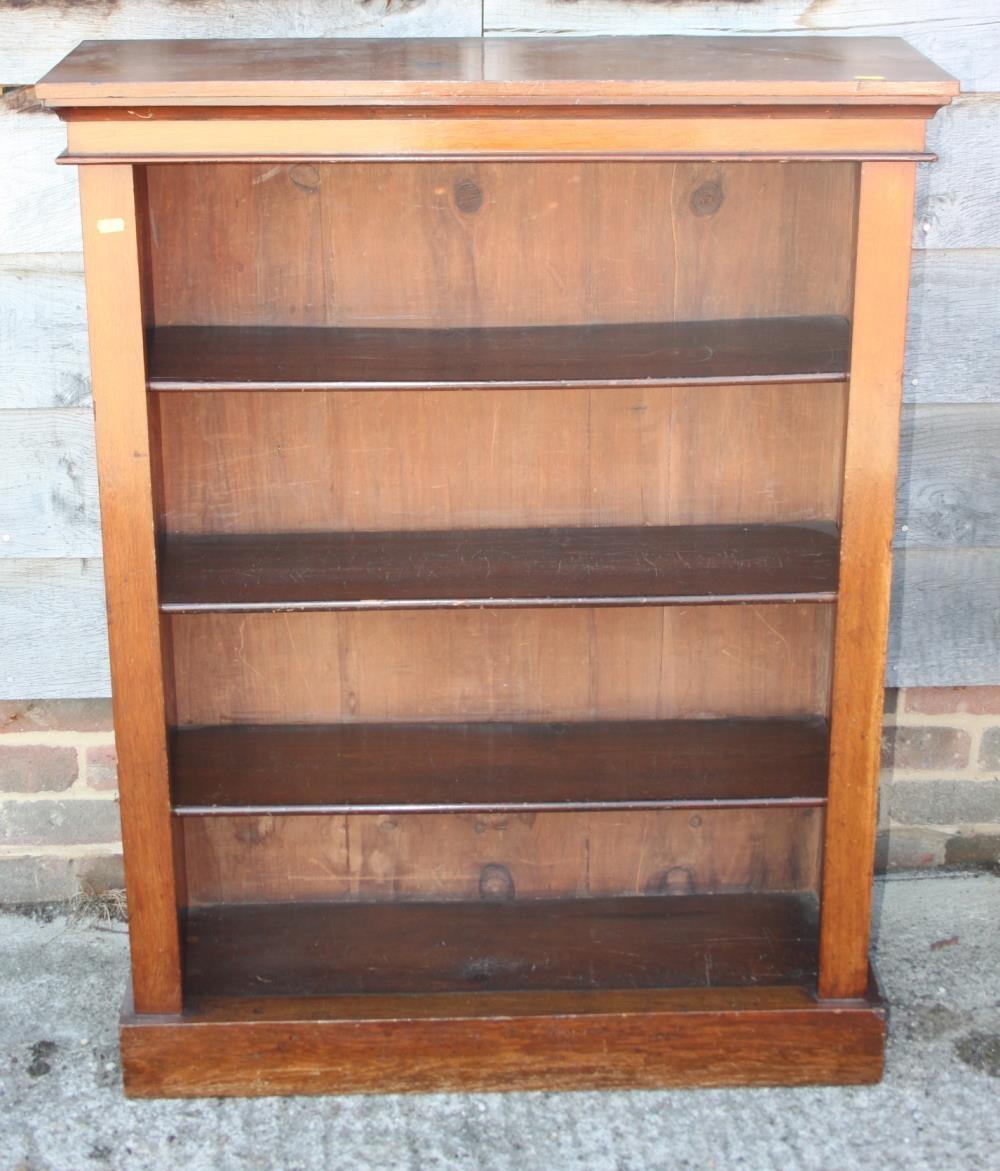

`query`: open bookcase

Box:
[37,35,957,1096]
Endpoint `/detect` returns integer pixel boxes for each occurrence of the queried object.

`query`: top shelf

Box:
[147,316,850,392]
[36,35,959,108]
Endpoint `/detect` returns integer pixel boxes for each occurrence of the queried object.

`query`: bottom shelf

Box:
[124,943,885,1097]
[183,892,819,999]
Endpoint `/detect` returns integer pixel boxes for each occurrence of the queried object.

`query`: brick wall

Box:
[880,687,1000,871]
[0,700,123,902]
[0,689,997,905]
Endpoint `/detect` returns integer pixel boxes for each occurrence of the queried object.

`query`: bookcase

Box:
[37,35,957,1097]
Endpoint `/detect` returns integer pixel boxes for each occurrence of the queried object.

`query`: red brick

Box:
[85,744,118,791]
[0,853,124,904]
[0,699,113,734]
[885,779,1000,825]
[904,686,1000,716]
[0,799,121,846]
[0,745,77,793]
[980,728,1000,772]
[875,826,948,872]
[945,834,1000,869]
[882,725,970,770]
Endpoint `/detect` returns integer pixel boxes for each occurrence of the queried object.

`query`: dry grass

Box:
[66,888,128,927]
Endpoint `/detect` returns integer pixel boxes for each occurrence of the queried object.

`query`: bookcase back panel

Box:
[181,806,823,906]
[156,384,847,534]
[168,605,831,726]
[144,161,857,328]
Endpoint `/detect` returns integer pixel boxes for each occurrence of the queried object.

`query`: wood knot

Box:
[479,862,515,901]
[454,178,484,215]
[289,164,321,193]
[647,866,696,896]
[234,815,275,846]
[690,180,724,217]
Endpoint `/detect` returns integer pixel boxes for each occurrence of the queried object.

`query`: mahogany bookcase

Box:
[37,36,957,1097]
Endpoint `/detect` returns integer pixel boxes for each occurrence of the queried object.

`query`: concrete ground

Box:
[0,873,997,1171]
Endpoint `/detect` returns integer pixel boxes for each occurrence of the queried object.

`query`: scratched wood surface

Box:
[157,385,847,534]
[181,806,823,904]
[4,545,987,701]
[483,1,1000,91]
[0,1,480,83]
[146,160,856,327]
[168,605,834,726]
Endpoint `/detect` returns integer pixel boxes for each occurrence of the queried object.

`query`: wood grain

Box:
[0,255,90,409]
[0,558,109,700]
[157,383,848,536]
[905,249,1000,403]
[63,114,930,160]
[0,409,99,557]
[183,893,820,997]
[482,0,994,92]
[6,550,993,700]
[0,88,80,255]
[896,405,1000,547]
[170,718,830,814]
[36,36,957,106]
[11,93,990,266]
[147,161,857,328]
[820,161,917,1000]
[120,980,886,1096]
[36,31,959,1091]
[917,96,1000,249]
[78,165,181,1013]
[168,605,834,726]
[158,524,839,612]
[888,547,1000,686]
[181,807,824,905]
[147,317,849,391]
[6,1,479,84]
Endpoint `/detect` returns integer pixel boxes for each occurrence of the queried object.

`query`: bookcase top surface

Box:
[37,35,958,108]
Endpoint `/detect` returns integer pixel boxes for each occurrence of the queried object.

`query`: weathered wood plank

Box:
[0,255,90,409]
[896,405,1000,548]
[888,548,1000,686]
[0,88,80,255]
[917,97,1000,250]
[905,250,1000,404]
[0,557,109,699]
[484,1,1000,92]
[0,409,100,557]
[1,1,482,84]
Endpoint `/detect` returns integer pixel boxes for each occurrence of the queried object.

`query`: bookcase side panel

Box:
[820,161,917,1000]
[78,164,183,1013]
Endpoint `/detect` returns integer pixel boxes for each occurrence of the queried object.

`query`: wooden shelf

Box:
[183,892,819,999]
[170,717,829,814]
[159,523,839,613]
[36,35,960,109]
[146,316,850,391]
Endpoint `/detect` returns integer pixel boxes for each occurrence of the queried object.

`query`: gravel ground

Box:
[0,871,997,1171]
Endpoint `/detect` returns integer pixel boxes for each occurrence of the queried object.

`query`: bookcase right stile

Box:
[820,160,918,1000]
